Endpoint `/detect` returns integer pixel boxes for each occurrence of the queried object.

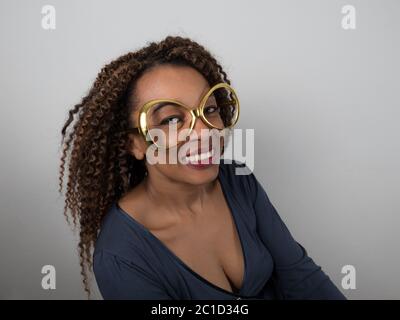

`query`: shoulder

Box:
[92,204,176,299]
[219,159,258,194]
[93,202,147,263]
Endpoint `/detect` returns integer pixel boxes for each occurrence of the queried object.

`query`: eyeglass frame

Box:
[126,82,240,149]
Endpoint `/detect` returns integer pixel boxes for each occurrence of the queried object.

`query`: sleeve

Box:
[93,249,173,300]
[245,166,347,300]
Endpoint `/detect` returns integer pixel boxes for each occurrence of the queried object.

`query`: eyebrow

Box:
[151,101,173,114]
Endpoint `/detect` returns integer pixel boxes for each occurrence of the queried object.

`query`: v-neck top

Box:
[93,160,346,300]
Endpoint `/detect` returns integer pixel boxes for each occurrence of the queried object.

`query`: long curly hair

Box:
[58,35,232,298]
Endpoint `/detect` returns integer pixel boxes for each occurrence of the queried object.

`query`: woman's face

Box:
[129,64,223,186]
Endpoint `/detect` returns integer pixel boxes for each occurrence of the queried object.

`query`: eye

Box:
[204,105,219,114]
[160,116,182,125]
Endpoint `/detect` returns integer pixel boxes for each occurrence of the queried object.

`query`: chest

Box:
[151,194,245,294]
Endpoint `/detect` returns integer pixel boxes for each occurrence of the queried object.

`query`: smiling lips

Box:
[185,148,215,164]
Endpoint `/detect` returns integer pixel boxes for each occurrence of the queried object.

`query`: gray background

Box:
[0,0,399,299]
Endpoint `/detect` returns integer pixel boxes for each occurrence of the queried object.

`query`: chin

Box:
[179,163,220,185]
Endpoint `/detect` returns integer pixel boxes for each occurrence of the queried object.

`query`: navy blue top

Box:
[93,160,346,300]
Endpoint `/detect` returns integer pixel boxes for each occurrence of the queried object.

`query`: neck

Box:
[142,169,218,216]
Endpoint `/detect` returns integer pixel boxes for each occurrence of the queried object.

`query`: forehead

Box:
[134,65,211,108]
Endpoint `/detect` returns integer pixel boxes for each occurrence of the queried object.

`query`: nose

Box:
[191,115,211,139]
[193,114,209,130]
[184,116,211,149]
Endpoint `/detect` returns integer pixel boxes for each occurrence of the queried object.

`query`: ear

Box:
[128,133,146,160]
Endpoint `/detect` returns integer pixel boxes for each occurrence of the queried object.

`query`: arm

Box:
[246,168,346,300]
[93,249,173,300]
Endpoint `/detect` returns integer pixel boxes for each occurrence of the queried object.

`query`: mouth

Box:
[178,135,225,169]
[185,148,215,164]
[180,143,219,169]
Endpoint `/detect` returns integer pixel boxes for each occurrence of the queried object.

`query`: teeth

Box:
[185,149,215,163]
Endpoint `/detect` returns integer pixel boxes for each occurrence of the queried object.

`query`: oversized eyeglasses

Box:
[127,82,240,149]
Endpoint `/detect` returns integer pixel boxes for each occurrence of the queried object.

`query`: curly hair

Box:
[58,35,232,298]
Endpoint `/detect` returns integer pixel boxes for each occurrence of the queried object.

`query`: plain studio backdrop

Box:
[0,0,399,299]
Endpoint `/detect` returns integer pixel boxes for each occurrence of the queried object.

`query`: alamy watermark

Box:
[41,265,56,290]
[141,126,255,175]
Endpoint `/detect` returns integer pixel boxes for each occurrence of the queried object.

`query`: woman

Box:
[59,35,346,300]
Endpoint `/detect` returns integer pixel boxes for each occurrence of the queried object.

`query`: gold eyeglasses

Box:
[127,82,240,149]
